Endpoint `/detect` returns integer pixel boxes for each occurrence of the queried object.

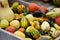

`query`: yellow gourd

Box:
[14,31,26,38]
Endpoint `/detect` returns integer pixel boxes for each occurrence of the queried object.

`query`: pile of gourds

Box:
[0,2,60,40]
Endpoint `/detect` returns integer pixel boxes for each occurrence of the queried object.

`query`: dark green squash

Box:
[39,30,46,35]
[25,32,33,38]
[32,10,46,17]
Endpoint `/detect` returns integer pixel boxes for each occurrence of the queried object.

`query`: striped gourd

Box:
[30,28,40,39]
[20,17,29,28]
[17,5,25,13]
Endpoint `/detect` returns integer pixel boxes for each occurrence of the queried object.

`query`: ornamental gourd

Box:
[25,14,34,21]
[34,21,40,30]
[49,27,59,38]
[39,35,53,40]
[17,5,25,13]
[10,20,20,29]
[14,31,26,38]
[0,0,14,21]
[41,21,50,32]
[30,28,40,39]
[20,17,29,28]
[27,3,38,12]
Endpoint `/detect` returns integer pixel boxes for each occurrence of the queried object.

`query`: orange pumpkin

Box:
[27,3,38,12]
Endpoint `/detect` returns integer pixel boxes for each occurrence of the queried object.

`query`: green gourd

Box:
[20,17,29,28]
[30,28,40,39]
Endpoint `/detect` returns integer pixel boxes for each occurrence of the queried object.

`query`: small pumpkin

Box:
[27,3,38,12]
[55,16,60,24]
[39,6,48,13]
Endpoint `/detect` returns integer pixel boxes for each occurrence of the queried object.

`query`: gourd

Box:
[17,5,25,13]
[27,3,38,12]
[39,30,46,35]
[25,14,34,21]
[11,2,19,9]
[18,28,25,33]
[20,17,29,28]
[26,26,40,39]
[10,20,20,29]
[32,10,46,17]
[34,21,40,30]
[46,8,60,18]
[14,13,21,19]
[51,30,59,38]
[49,27,59,38]
[0,0,14,21]
[25,32,33,38]
[41,21,50,32]
[26,26,34,32]
[30,28,40,39]
[14,31,26,38]
[36,35,53,40]
[54,24,60,30]
[39,35,53,40]
[0,19,9,28]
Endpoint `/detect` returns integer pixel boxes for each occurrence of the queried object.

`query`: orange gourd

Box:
[27,3,39,12]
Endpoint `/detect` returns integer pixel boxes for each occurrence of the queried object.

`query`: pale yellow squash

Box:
[0,0,14,21]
